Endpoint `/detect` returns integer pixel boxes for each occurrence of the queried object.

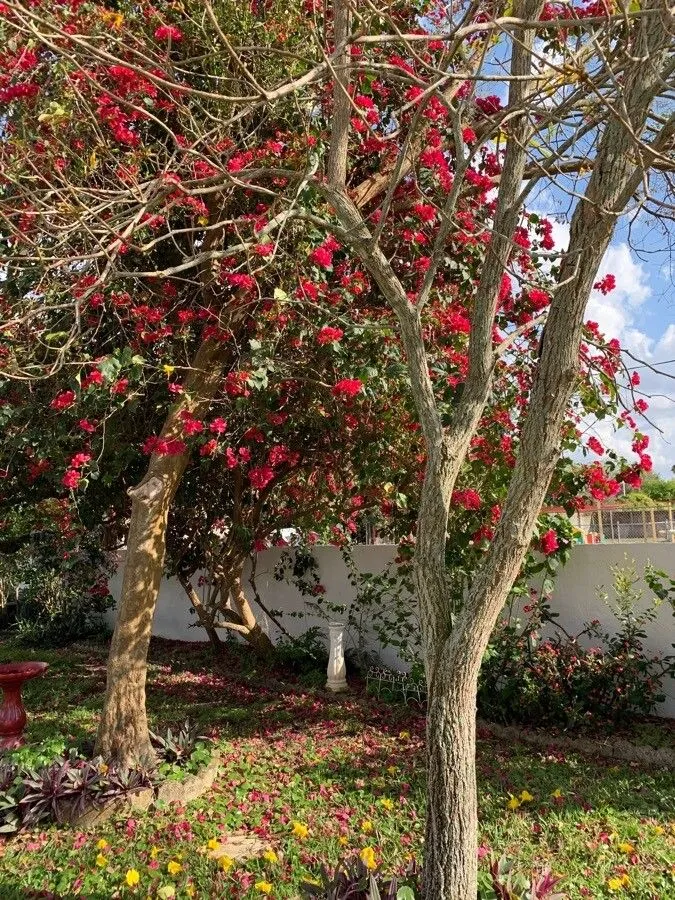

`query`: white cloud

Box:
[581,244,675,476]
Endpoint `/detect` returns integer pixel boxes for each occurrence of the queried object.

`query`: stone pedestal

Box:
[326,622,348,693]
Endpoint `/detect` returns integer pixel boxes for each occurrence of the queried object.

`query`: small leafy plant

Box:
[301,857,419,900]
[0,751,153,833]
[480,857,564,900]
[150,720,214,780]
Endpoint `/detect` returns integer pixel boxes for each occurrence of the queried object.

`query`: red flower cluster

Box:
[142,436,187,456]
[332,378,362,399]
[249,466,275,491]
[585,464,620,501]
[540,529,559,555]
[593,273,616,295]
[452,489,482,510]
[308,236,341,269]
[50,391,76,411]
[317,326,344,345]
[154,25,183,42]
[587,436,604,456]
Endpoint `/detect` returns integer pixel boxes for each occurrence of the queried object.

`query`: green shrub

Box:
[478,560,674,728]
[1,531,114,648]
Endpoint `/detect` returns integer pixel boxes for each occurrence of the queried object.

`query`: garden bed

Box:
[0,637,672,899]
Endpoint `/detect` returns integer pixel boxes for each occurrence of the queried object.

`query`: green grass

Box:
[0,638,673,899]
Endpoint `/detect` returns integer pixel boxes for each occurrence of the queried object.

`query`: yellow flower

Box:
[653,824,665,835]
[125,869,140,887]
[262,848,279,864]
[167,860,182,876]
[96,839,109,850]
[618,842,635,854]
[360,846,377,870]
[507,795,521,810]
[291,821,309,839]
[98,763,109,775]
[551,789,563,799]
[186,886,196,899]
[255,881,273,895]
[95,853,108,868]
[360,819,374,834]
[219,855,235,872]
[162,364,175,375]
[387,765,397,775]
[519,790,534,803]
[607,874,631,891]
[338,836,349,846]
[380,798,394,811]
[206,838,220,851]
[398,730,410,740]
[149,845,160,860]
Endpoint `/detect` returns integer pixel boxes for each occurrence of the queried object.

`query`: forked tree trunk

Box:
[228,572,274,658]
[95,339,229,767]
[421,5,671,892]
[178,565,274,658]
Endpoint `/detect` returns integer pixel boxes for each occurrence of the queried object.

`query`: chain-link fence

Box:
[583,506,675,543]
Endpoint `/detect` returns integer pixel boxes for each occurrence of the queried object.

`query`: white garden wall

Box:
[107,543,675,716]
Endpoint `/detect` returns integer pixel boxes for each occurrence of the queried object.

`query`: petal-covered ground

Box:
[0,639,673,899]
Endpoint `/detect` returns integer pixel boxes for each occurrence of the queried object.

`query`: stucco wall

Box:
[107,543,675,716]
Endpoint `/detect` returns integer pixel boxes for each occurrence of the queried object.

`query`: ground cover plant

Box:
[0,637,672,899]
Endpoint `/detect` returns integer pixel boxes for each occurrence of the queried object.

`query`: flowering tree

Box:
[1,1,672,897]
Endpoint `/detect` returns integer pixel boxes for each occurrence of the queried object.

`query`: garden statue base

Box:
[0,662,49,749]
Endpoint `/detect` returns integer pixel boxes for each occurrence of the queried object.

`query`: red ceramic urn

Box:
[0,662,49,749]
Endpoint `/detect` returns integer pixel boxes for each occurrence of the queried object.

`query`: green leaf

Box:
[397,888,416,900]
[157,886,176,899]
[44,332,69,344]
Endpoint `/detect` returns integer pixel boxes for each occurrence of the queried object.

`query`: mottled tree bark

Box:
[95,339,229,766]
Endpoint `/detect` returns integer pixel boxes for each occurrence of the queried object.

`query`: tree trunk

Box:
[229,572,274,658]
[95,339,229,766]
[177,572,224,657]
[420,5,671,892]
[424,662,479,900]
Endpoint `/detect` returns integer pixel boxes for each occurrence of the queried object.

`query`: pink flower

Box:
[593,273,616,294]
[540,529,559,555]
[111,378,129,395]
[587,436,604,456]
[154,24,183,41]
[249,466,275,491]
[69,452,91,469]
[209,417,228,434]
[199,439,218,457]
[62,469,81,490]
[180,413,204,436]
[528,288,550,310]
[78,419,97,433]
[317,326,344,345]
[50,390,76,411]
[332,378,362,399]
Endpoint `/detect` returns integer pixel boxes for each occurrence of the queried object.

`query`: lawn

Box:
[0,638,673,899]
